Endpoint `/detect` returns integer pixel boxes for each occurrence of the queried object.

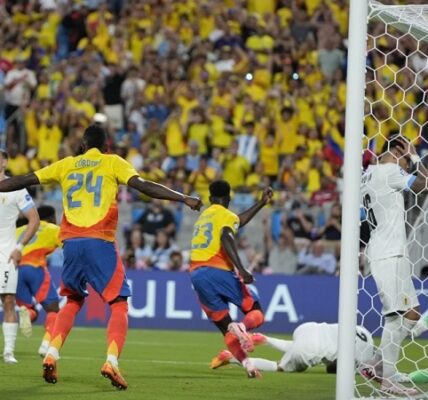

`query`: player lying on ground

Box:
[15,205,62,357]
[0,148,39,364]
[211,322,374,374]
[190,180,273,378]
[0,125,202,390]
[360,135,428,396]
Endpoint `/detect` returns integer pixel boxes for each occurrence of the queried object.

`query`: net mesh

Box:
[356,1,428,398]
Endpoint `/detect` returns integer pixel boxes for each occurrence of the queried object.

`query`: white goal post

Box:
[337,1,428,399]
[336,0,368,399]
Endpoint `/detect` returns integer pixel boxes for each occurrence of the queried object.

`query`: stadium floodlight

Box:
[337,0,428,399]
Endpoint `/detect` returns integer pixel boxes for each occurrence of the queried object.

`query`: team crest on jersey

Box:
[25,194,31,201]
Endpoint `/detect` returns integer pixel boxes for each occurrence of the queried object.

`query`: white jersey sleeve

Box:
[15,189,35,213]
[0,189,35,263]
[386,164,416,192]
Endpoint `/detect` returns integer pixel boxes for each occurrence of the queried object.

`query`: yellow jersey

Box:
[34,148,138,242]
[17,221,61,268]
[190,204,240,272]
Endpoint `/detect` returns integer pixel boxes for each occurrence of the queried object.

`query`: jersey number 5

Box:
[192,223,213,249]
[67,171,103,208]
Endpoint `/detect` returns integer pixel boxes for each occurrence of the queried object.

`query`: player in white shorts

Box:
[360,135,428,396]
[210,322,374,374]
[0,149,39,363]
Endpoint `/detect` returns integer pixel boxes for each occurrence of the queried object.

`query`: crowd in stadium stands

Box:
[0,0,426,274]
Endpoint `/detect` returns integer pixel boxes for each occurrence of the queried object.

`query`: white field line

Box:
[17,354,208,366]
[21,336,201,347]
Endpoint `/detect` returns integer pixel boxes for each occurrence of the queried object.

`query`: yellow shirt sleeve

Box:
[112,155,139,185]
[222,211,240,235]
[34,158,67,184]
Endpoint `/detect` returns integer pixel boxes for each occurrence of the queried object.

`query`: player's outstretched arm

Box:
[128,176,203,210]
[10,206,40,266]
[397,138,428,193]
[0,173,39,192]
[221,227,254,284]
[238,187,273,228]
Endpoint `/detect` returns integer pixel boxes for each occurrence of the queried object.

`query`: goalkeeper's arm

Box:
[410,162,428,193]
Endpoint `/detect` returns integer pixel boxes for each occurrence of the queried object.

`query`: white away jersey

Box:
[295,322,338,367]
[361,163,416,262]
[0,189,34,263]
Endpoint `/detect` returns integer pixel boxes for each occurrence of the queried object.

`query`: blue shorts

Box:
[61,238,131,303]
[16,265,59,308]
[190,267,258,322]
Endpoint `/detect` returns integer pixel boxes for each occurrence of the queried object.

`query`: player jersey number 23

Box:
[190,204,240,272]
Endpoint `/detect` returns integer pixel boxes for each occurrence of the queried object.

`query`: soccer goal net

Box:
[355,1,428,398]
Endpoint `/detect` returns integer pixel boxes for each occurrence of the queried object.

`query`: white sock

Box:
[46,346,60,361]
[265,336,293,353]
[40,339,50,349]
[250,358,278,372]
[3,322,18,355]
[380,316,417,381]
[107,354,118,368]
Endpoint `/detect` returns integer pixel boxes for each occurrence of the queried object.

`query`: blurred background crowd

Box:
[0,0,427,275]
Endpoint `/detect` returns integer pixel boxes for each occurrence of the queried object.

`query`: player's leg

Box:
[16,266,45,338]
[216,352,280,372]
[191,267,260,378]
[227,278,264,352]
[0,261,19,363]
[38,269,60,356]
[43,240,87,384]
[82,239,130,390]
[254,333,293,353]
[39,301,59,357]
[370,257,419,395]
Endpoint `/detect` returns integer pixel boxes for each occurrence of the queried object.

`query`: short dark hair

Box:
[381,134,408,155]
[209,180,231,198]
[83,124,107,151]
[0,149,8,159]
[37,205,56,221]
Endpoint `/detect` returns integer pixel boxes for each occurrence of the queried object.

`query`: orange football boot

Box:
[101,361,128,390]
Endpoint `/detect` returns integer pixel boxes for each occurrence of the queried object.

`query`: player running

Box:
[16,205,62,357]
[0,148,39,364]
[190,180,272,378]
[0,125,202,389]
[211,322,374,374]
[360,135,428,396]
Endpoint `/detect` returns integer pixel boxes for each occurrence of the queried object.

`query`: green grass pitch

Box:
[2,326,428,400]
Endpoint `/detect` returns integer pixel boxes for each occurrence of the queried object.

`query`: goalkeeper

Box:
[360,135,428,396]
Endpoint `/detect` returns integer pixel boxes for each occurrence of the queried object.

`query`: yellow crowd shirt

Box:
[34,148,138,242]
[190,204,240,272]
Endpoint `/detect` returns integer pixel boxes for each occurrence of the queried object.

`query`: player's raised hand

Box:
[241,269,254,284]
[9,248,22,267]
[184,195,203,211]
[261,187,273,205]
